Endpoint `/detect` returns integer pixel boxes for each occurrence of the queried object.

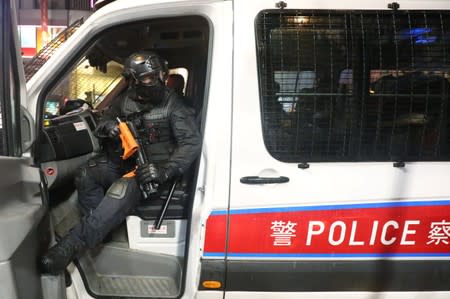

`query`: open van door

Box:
[0,1,52,298]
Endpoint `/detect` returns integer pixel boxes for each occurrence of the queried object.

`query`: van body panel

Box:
[228,0,450,258]
[220,0,450,296]
[182,1,233,298]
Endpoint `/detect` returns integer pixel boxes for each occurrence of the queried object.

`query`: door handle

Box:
[240,176,289,184]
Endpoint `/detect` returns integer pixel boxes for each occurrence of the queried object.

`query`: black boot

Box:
[40,235,85,275]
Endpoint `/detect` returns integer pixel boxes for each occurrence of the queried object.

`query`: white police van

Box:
[2,0,450,298]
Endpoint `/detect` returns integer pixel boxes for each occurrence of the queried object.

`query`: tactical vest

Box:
[120,89,176,165]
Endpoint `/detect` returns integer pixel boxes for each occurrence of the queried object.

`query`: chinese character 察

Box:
[427,220,450,245]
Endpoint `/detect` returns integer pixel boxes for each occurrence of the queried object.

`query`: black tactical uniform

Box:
[41,52,201,275]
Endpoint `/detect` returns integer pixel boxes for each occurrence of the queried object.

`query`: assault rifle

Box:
[117,117,157,198]
[117,117,178,229]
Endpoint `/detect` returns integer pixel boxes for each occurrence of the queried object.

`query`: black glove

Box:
[136,163,170,185]
[94,120,119,138]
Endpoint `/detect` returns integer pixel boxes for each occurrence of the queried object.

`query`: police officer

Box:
[41,51,202,275]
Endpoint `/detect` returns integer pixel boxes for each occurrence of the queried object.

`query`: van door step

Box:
[76,243,182,298]
[95,275,178,297]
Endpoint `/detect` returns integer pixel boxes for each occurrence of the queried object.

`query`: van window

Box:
[256,10,450,162]
[44,58,123,118]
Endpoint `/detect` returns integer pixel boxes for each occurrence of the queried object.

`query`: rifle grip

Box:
[118,121,138,160]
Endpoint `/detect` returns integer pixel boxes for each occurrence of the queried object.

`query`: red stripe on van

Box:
[203,214,227,255]
[204,201,450,257]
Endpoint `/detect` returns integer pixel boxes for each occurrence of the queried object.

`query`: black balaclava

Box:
[135,80,165,105]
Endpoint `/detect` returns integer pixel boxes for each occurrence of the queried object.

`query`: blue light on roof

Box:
[415,36,437,44]
[399,27,438,45]
[409,28,432,35]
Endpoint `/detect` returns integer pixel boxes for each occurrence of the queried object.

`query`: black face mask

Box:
[135,84,165,104]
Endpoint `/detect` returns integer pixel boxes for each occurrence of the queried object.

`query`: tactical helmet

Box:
[122,51,169,85]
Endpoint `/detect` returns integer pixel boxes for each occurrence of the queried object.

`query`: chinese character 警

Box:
[270,220,297,246]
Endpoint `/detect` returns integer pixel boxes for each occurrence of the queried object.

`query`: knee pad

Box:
[106,178,130,200]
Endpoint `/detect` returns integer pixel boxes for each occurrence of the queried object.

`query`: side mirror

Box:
[20,106,35,152]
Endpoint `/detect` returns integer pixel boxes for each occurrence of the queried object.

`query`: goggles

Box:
[134,73,161,86]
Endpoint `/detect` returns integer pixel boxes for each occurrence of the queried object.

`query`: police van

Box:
[2,0,450,298]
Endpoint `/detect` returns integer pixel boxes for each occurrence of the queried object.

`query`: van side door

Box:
[224,0,450,298]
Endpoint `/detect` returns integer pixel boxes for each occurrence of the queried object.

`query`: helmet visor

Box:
[135,73,161,86]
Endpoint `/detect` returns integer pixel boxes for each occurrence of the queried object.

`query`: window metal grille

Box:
[24,18,84,82]
[67,0,92,10]
[256,10,450,162]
